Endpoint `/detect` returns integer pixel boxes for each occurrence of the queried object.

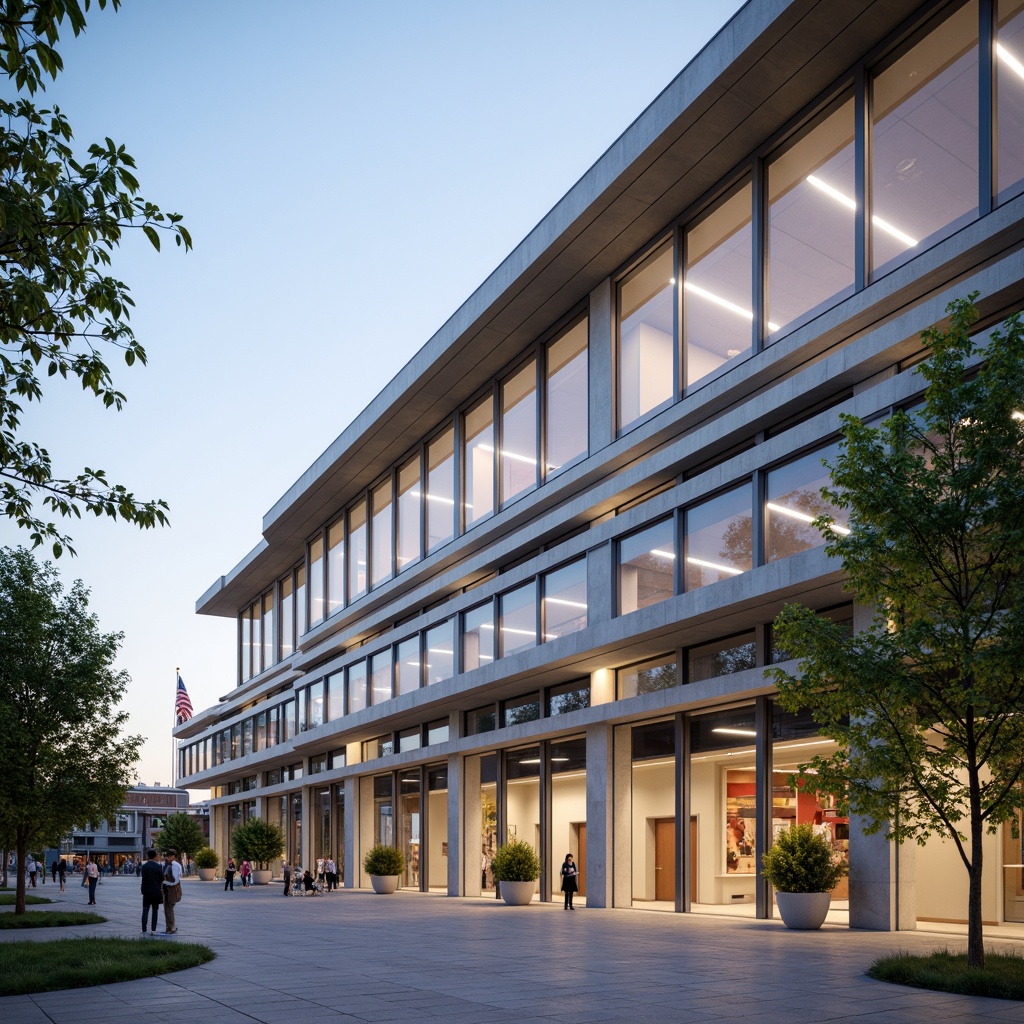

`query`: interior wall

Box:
[550,773,586,897]
[427,789,448,889]
[915,827,1000,924]
[631,760,674,900]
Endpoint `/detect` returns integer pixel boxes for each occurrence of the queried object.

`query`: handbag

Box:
[167,882,182,904]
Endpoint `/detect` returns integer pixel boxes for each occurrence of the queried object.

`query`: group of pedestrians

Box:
[223,858,253,890]
[140,847,183,934]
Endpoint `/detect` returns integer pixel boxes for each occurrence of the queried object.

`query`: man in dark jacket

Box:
[140,849,164,934]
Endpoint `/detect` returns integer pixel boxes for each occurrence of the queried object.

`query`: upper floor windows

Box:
[997,0,1024,201]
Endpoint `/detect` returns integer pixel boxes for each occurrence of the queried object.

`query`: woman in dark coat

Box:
[560,853,579,909]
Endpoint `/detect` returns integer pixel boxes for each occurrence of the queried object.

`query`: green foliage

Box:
[759,823,844,893]
[0,0,190,556]
[769,297,1024,967]
[490,839,540,882]
[0,909,104,928]
[193,846,219,870]
[0,936,215,996]
[153,814,205,861]
[867,949,1024,1000]
[0,546,141,915]
[362,844,405,876]
[230,817,285,870]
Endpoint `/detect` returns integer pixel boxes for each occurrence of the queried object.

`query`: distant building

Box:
[175,0,1024,928]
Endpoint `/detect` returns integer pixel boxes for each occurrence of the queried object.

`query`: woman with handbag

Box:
[162,848,183,933]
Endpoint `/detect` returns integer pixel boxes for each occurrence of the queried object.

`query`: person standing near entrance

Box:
[162,849,182,933]
[282,859,291,896]
[140,850,163,934]
[560,853,579,910]
[85,856,99,905]
[325,856,336,891]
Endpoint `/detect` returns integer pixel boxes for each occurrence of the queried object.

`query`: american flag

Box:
[175,674,193,725]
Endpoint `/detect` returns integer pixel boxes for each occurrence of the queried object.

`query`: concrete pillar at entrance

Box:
[358,777,374,887]
[343,777,358,890]
[300,787,312,872]
[585,724,613,907]
[446,753,463,896]
[613,724,632,908]
[849,816,916,931]
[464,756,482,897]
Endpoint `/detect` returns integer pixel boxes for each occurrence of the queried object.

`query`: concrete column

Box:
[585,723,613,907]
[358,776,374,888]
[587,543,614,628]
[612,723,632,907]
[447,752,463,896]
[343,776,358,889]
[300,786,312,871]
[849,819,916,931]
[464,756,482,897]
[588,278,614,453]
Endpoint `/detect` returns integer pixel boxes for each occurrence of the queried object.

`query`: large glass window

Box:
[500,581,537,657]
[262,592,274,670]
[426,427,455,552]
[327,520,345,614]
[543,559,587,640]
[371,649,393,706]
[347,660,367,715]
[282,699,296,742]
[765,443,849,562]
[684,182,752,388]
[503,693,540,726]
[396,636,420,696]
[545,320,588,477]
[687,631,757,683]
[500,359,538,505]
[295,564,307,638]
[618,242,674,430]
[462,601,495,671]
[618,518,676,614]
[424,620,454,685]
[767,98,855,339]
[617,655,678,699]
[327,670,344,721]
[241,606,252,682]
[684,485,752,590]
[464,396,495,527]
[397,456,421,572]
[549,680,590,715]
[371,479,393,588]
[871,2,979,277]
[309,535,325,626]
[997,0,1024,202]
[309,680,325,730]
[280,573,294,659]
[348,500,367,602]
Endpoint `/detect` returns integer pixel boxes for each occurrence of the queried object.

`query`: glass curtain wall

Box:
[630,721,676,907]
[289,792,303,868]
[328,520,345,615]
[500,359,538,505]
[348,500,368,602]
[684,486,752,589]
[332,784,346,886]
[373,774,394,847]
[549,738,586,903]
[371,479,393,588]
[479,754,498,893]
[397,456,421,572]
[997,0,1024,201]
[545,320,588,476]
[316,787,330,877]
[618,519,675,614]
[427,764,448,891]
[426,428,455,551]
[506,747,541,897]
[309,536,325,627]
[464,397,495,528]
[399,772,421,889]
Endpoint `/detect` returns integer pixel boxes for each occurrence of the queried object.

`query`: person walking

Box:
[282,859,291,896]
[239,859,251,888]
[85,856,99,905]
[26,853,37,888]
[325,856,337,892]
[224,858,236,891]
[51,860,58,884]
[57,857,66,893]
[140,849,163,934]
[560,853,579,910]
[162,848,182,934]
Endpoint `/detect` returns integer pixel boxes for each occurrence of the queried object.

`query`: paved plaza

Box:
[2,877,1024,1023]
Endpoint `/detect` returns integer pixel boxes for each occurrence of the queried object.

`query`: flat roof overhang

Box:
[198,0,922,618]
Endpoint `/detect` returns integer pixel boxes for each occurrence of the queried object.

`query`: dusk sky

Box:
[1,0,745,789]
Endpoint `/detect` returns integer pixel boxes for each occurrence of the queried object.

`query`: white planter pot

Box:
[197,867,216,882]
[775,890,831,930]
[370,874,400,894]
[498,879,536,906]
[251,869,273,886]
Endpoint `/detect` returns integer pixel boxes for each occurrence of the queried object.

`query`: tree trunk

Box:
[14,835,27,916]
[967,814,985,969]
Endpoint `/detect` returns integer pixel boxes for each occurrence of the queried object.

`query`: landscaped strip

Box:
[0,911,105,929]
[0,895,52,906]
[0,937,215,996]
[868,949,1024,1000]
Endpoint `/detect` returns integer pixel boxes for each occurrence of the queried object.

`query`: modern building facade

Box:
[176,0,1024,928]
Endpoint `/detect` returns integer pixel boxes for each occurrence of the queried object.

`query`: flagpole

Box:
[172,666,179,789]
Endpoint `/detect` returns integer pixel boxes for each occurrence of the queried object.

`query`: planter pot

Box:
[251,869,273,886]
[370,874,400,894]
[197,867,216,882]
[498,879,536,906]
[775,891,831,930]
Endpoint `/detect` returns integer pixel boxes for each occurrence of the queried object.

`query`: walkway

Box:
[2,877,1023,1023]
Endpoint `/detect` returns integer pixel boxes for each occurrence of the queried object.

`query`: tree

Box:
[1,0,190,557]
[153,812,205,863]
[230,816,285,871]
[0,546,141,913]
[769,297,1024,969]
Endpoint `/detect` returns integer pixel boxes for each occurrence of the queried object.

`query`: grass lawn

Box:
[868,949,1024,1000]
[0,937,215,995]
[0,910,106,929]
[0,894,52,906]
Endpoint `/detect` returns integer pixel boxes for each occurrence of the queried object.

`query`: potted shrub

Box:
[231,817,286,885]
[490,839,540,906]
[760,822,846,930]
[363,844,405,893]
[194,846,220,881]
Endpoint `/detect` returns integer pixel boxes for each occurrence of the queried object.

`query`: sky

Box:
[1,0,746,789]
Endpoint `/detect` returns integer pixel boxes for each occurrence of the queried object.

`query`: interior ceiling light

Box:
[711,726,757,736]
[766,501,851,535]
[544,597,588,609]
[684,281,781,332]
[410,490,456,506]
[997,41,1024,82]
[806,174,918,247]
[649,548,676,560]
[686,555,744,576]
[480,443,537,466]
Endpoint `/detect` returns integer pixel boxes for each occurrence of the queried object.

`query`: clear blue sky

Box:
[1,0,745,788]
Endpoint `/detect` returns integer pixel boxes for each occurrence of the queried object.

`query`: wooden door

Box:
[577,823,587,897]
[655,817,675,902]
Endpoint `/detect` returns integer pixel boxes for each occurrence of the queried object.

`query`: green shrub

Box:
[363,844,405,876]
[490,840,540,882]
[760,822,845,893]
[230,817,285,870]
[194,847,219,870]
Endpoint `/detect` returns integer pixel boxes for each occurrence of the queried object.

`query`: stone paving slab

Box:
[2,878,1024,1022]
